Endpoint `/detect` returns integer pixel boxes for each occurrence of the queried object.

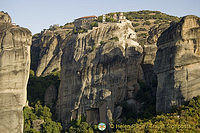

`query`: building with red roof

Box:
[74,15,97,29]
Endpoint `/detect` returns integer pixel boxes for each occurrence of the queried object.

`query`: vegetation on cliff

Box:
[27,71,60,104]
[65,96,200,132]
[96,10,180,46]
[24,72,61,132]
[27,10,199,133]
[115,96,200,132]
[23,101,62,133]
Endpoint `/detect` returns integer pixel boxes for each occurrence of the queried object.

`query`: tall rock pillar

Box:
[0,11,32,133]
[154,15,200,112]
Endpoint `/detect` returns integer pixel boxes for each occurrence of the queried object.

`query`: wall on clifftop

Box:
[154,15,200,112]
[0,11,31,133]
[56,21,144,126]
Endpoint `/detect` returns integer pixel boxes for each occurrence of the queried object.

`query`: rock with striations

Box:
[0,11,11,23]
[44,84,58,109]
[142,23,170,88]
[31,28,70,77]
[154,15,200,112]
[56,21,144,126]
[0,11,31,133]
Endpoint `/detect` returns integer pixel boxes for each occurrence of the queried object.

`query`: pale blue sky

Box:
[1,0,199,34]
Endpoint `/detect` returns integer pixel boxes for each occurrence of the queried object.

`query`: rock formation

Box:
[154,15,200,112]
[142,23,170,88]
[44,84,57,109]
[0,11,11,23]
[31,29,70,76]
[0,11,31,133]
[56,21,144,126]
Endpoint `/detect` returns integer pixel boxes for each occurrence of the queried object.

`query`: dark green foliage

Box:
[123,10,179,22]
[132,23,140,27]
[138,33,148,38]
[90,21,98,28]
[116,96,200,132]
[24,101,62,133]
[197,19,200,25]
[143,21,151,25]
[73,27,78,34]
[67,116,94,133]
[74,28,88,34]
[97,16,103,22]
[106,17,116,22]
[27,74,60,105]
[100,41,106,45]
[25,71,61,132]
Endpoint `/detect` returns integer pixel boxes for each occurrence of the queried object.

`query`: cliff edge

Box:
[154,15,200,112]
[56,21,144,126]
[0,11,31,133]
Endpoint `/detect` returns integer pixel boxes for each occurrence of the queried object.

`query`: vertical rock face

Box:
[56,22,144,126]
[44,84,58,109]
[142,23,170,88]
[0,11,31,133]
[154,15,200,112]
[31,29,70,76]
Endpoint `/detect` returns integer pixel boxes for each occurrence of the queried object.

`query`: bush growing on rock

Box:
[24,101,62,133]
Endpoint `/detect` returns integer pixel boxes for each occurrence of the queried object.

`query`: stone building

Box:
[102,15,106,23]
[118,12,126,22]
[74,16,97,29]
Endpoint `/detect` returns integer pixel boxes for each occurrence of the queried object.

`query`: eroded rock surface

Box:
[44,84,58,109]
[0,11,31,133]
[154,15,200,112]
[0,11,11,23]
[56,21,144,126]
[31,29,70,76]
[142,23,170,88]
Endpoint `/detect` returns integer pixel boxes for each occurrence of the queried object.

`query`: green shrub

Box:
[117,96,200,132]
[138,33,148,38]
[100,41,106,45]
[97,16,103,22]
[143,21,151,25]
[90,21,98,28]
[24,101,62,133]
[27,74,60,104]
[135,28,147,32]
[67,116,94,133]
[132,23,140,27]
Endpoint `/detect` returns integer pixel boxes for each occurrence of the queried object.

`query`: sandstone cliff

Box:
[0,11,31,133]
[154,15,200,112]
[31,29,70,76]
[142,23,170,89]
[56,21,144,126]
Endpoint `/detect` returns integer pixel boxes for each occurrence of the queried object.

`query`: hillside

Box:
[31,10,179,77]
[102,10,180,46]
[27,10,200,132]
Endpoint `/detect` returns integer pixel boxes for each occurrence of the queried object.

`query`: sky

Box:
[1,0,200,34]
